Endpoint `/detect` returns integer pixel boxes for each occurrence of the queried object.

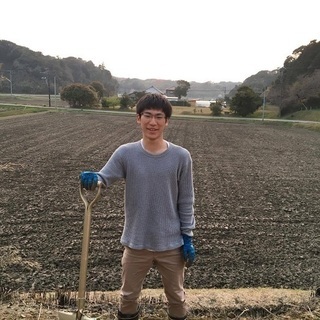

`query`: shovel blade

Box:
[58,311,97,320]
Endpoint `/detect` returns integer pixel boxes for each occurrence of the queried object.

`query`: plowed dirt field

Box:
[1,111,320,318]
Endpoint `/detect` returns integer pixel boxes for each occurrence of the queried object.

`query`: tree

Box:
[174,80,190,99]
[90,81,104,101]
[210,101,222,116]
[127,91,146,106]
[119,94,132,109]
[98,62,106,70]
[230,86,262,117]
[60,83,98,108]
[101,96,120,109]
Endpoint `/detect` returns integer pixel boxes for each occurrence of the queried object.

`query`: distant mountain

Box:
[116,77,240,100]
[228,70,279,98]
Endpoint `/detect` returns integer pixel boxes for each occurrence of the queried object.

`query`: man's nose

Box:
[149,116,157,124]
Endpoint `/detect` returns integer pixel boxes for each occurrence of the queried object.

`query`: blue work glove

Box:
[79,171,98,191]
[182,234,196,267]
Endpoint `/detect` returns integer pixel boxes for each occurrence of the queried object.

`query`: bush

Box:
[305,95,320,109]
[210,102,222,116]
[101,96,120,109]
[101,97,110,108]
[119,94,132,109]
[60,83,98,108]
[230,86,262,117]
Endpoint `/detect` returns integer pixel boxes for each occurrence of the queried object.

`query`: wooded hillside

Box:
[267,39,320,115]
[0,40,119,96]
[0,40,239,100]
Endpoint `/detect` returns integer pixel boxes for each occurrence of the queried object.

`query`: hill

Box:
[0,40,119,95]
[267,39,320,115]
[0,40,240,99]
[228,70,279,98]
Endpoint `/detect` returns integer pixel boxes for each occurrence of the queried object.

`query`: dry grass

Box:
[292,122,320,132]
[172,106,212,116]
[0,93,68,107]
[250,105,280,119]
[1,244,319,318]
[1,288,320,319]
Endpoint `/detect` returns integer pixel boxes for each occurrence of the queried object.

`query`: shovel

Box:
[58,182,103,320]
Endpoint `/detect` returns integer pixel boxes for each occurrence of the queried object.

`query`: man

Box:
[80,93,196,320]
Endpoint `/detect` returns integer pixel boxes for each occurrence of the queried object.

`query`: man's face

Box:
[136,109,168,140]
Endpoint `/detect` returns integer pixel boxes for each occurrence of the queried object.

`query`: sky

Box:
[1,0,319,83]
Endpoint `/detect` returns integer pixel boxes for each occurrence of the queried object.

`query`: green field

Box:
[283,109,320,121]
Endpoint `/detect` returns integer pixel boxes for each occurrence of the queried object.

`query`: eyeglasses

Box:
[140,112,166,121]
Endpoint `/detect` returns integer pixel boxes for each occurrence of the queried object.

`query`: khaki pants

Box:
[120,246,187,318]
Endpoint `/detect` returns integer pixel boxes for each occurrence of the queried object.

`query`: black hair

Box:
[136,93,172,119]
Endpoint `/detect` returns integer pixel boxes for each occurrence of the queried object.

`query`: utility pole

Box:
[41,75,51,107]
[54,76,57,107]
[262,89,266,121]
[48,75,51,107]
[2,70,13,96]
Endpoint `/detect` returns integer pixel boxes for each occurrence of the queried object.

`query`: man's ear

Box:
[136,114,141,124]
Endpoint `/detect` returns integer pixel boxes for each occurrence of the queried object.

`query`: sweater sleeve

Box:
[178,150,195,236]
[97,146,126,186]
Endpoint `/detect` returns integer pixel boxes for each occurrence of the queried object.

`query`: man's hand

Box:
[182,234,196,267]
[79,171,98,191]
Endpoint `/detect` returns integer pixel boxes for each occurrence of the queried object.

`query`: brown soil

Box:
[1,111,320,318]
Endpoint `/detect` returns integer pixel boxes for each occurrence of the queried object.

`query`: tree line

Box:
[266,40,320,115]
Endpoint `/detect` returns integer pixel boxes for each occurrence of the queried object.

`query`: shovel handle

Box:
[79,181,104,209]
[77,180,104,315]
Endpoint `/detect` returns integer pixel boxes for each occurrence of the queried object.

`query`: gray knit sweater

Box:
[97,140,195,251]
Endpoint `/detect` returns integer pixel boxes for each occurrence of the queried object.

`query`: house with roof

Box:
[145,85,164,95]
[165,86,176,97]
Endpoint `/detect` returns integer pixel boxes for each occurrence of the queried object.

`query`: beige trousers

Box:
[119,246,187,318]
